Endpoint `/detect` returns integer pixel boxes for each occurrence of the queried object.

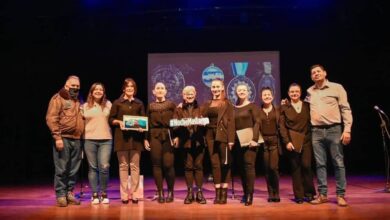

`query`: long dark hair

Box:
[86,82,108,109]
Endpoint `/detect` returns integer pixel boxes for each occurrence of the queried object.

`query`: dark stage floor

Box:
[1,175,390,219]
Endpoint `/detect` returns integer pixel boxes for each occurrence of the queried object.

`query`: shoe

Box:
[295,198,304,204]
[337,196,348,207]
[273,198,281,203]
[56,196,68,207]
[100,192,109,204]
[166,190,174,203]
[244,194,253,206]
[91,193,100,205]
[196,190,207,204]
[267,198,273,202]
[122,200,129,204]
[157,190,165,203]
[214,188,221,204]
[132,199,139,204]
[66,191,80,205]
[310,194,328,205]
[184,188,194,204]
[220,188,227,204]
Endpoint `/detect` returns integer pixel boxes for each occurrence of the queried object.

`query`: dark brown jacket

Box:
[46,88,84,140]
[279,102,312,150]
[109,97,146,152]
[202,99,235,144]
[173,101,206,148]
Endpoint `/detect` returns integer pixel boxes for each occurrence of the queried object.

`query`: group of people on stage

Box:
[46,64,352,208]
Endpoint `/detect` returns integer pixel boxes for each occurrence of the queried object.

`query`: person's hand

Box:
[177,103,183,108]
[248,140,258,148]
[55,139,64,151]
[228,142,234,150]
[281,98,289,105]
[144,140,151,151]
[341,132,351,145]
[286,142,295,151]
[114,120,125,130]
[137,127,144,133]
[173,137,179,148]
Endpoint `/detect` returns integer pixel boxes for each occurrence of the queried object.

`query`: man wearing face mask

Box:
[46,75,85,207]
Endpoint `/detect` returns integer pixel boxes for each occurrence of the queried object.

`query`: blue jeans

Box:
[53,138,82,198]
[84,139,112,193]
[312,125,346,196]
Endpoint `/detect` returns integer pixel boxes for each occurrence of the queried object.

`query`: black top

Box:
[234,103,261,142]
[147,100,176,141]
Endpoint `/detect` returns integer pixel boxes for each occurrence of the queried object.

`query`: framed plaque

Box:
[123,115,148,131]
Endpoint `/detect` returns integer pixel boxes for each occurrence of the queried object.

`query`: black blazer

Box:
[201,99,235,144]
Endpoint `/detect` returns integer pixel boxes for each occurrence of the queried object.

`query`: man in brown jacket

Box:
[46,75,84,207]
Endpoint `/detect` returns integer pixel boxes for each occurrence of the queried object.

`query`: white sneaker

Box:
[91,193,100,205]
[100,192,109,204]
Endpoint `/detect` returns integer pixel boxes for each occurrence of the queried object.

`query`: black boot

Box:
[166,190,174,203]
[220,188,227,204]
[157,190,165,203]
[213,188,221,204]
[184,188,194,204]
[196,190,207,204]
[245,193,253,206]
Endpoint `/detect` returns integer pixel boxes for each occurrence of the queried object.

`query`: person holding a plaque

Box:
[109,78,146,204]
[258,86,281,203]
[173,86,207,204]
[144,82,177,203]
[202,79,235,204]
[82,82,113,204]
[233,84,261,206]
[279,83,316,204]
[46,75,84,207]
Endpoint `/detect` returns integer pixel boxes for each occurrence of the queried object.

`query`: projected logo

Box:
[227,62,256,104]
[202,63,224,87]
[151,65,185,103]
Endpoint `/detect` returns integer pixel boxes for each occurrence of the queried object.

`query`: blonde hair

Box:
[182,85,196,95]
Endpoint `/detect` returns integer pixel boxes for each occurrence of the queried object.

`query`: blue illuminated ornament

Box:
[202,63,224,87]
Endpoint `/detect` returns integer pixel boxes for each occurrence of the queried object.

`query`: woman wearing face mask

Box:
[172,86,207,204]
[258,87,281,203]
[144,82,177,203]
[233,84,261,206]
[109,78,146,204]
[82,82,112,204]
[202,79,235,205]
[279,83,316,204]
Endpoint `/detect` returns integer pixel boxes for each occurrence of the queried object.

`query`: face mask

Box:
[69,88,79,99]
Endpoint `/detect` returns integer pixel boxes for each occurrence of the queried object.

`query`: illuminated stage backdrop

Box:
[148,51,280,106]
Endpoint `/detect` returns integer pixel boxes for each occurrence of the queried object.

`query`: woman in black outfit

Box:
[233,84,261,206]
[144,82,177,203]
[258,87,281,202]
[173,86,207,204]
[202,79,235,204]
[279,83,316,203]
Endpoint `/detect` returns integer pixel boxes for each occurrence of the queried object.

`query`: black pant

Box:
[184,146,205,188]
[238,146,257,194]
[206,128,231,184]
[263,147,279,199]
[288,142,316,199]
[150,137,175,191]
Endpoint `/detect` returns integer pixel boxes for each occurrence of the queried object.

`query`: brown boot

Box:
[310,194,328,205]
